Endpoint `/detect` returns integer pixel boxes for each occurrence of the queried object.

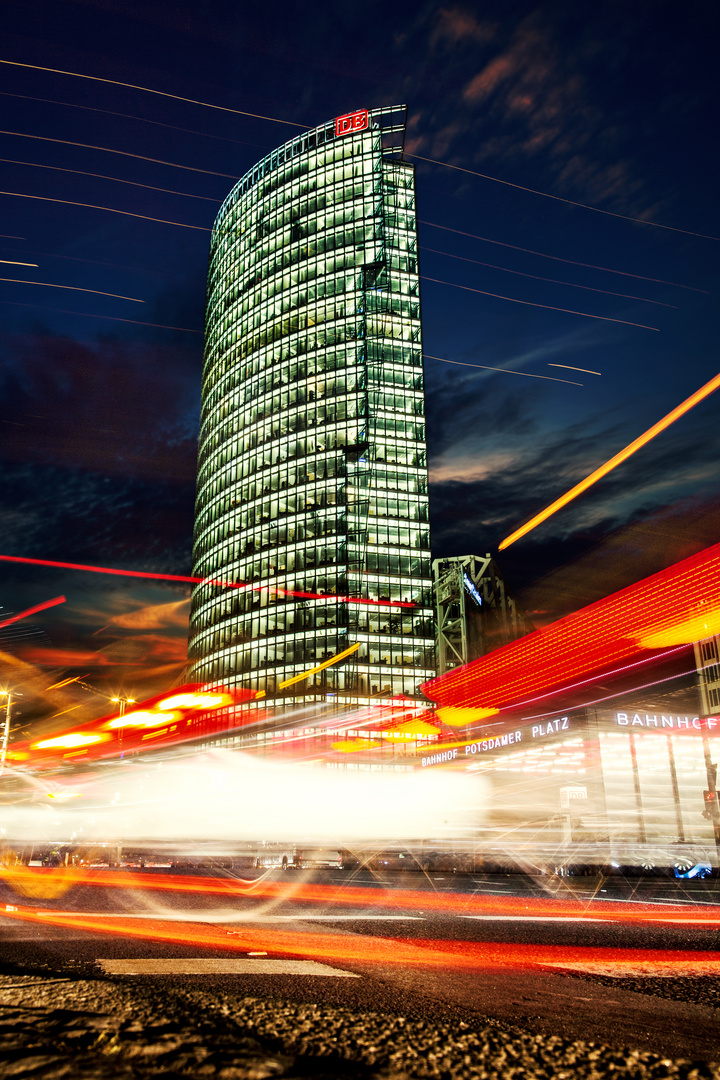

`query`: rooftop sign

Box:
[335,109,369,137]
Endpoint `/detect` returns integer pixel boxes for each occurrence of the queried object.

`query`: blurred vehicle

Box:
[295,848,343,870]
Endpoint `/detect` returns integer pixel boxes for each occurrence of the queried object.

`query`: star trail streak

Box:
[0,129,238,177]
[0,278,144,302]
[424,355,582,386]
[0,192,210,230]
[411,154,720,242]
[421,247,677,307]
[422,276,659,331]
[0,158,223,202]
[420,221,707,292]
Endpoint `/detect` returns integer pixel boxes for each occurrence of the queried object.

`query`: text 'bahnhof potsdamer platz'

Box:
[187,106,436,717]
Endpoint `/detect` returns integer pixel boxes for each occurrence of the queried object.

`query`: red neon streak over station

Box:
[422,540,720,714]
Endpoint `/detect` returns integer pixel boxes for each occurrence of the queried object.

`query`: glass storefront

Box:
[430,707,719,853]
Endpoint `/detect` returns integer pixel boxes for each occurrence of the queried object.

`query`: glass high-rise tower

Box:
[187,106,435,717]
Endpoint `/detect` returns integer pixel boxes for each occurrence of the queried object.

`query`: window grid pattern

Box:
[188,107,435,711]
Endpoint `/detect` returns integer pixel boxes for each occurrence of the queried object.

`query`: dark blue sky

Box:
[1,0,718,709]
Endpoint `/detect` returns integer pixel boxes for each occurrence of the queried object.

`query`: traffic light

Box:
[702,789,720,821]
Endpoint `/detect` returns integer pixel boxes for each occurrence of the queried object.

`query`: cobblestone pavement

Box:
[1,963,720,1079]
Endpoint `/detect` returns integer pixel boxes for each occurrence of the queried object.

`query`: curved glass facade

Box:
[187,106,435,713]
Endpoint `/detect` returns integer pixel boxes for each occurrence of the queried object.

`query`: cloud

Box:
[401,7,654,215]
[463,54,516,102]
[16,646,117,667]
[111,598,191,630]
[517,496,720,626]
[427,352,720,560]
[428,8,496,48]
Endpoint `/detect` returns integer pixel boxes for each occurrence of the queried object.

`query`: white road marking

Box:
[540,960,720,977]
[274,914,424,921]
[461,915,604,922]
[96,958,360,977]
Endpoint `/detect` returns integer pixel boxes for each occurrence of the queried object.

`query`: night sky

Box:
[1,0,718,726]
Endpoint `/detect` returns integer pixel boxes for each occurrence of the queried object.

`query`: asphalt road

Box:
[2,868,720,1077]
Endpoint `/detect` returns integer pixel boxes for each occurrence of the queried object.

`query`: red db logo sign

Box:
[335,109,369,137]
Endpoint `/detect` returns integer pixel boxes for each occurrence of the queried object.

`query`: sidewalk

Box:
[1,961,718,1079]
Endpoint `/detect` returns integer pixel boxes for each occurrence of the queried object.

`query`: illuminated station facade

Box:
[420,542,720,860]
[187,106,436,732]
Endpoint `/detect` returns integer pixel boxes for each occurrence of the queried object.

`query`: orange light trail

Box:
[0,277,144,302]
[0,158,223,202]
[0,595,66,629]
[499,369,720,549]
[421,247,676,308]
[5,869,720,926]
[0,129,239,178]
[0,60,307,129]
[420,221,707,292]
[411,154,720,243]
[2,903,719,974]
[0,300,202,333]
[0,554,414,608]
[425,355,582,386]
[422,276,659,331]
[0,192,211,231]
[278,642,361,689]
[45,675,86,691]
[0,258,37,267]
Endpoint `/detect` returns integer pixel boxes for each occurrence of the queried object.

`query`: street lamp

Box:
[110,695,136,759]
[0,690,21,774]
[110,695,136,718]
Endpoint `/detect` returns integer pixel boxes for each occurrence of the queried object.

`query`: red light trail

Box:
[0,595,66,629]
[0,554,414,608]
[3,868,719,925]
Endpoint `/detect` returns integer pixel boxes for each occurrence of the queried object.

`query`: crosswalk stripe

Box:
[540,960,720,977]
[96,958,360,977]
